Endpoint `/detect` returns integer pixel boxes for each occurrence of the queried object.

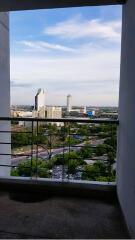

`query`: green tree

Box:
[104,136,117,150]
[79,144,92,159]
[68,159,79,174]
[11,132,30,149]
[95,144,107,156]
[65,136,80,146]
[82,161,107,181]
[14,158,51,178]
[77,124,89,136]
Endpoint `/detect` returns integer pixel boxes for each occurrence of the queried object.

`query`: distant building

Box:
[71,106,86,114]
[67,95,72,112]
[32,110,38,118]
[11,110,32,118]
[35,89,45,111]
[46,106,63,126]
[38,106,46,118]
[87,110,95,117]
[46,106,62,119]
[32,107,46,119]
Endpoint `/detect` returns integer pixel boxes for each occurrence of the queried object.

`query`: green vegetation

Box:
[80,144,92,158]
[11,122,117,182]
[82,161,115,182]
[11,131,47,149]
[11,158,51,178]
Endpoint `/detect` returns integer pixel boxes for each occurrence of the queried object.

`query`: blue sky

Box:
[10,5,122,106]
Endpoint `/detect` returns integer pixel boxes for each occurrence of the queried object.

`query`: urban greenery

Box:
[11,123,117,182]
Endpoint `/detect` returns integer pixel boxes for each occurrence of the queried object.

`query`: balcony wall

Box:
[117,0,135,237]
[0,13,11,176]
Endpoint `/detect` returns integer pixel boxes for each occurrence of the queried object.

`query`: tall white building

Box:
[35,89,45,111]
[67,94,72,112]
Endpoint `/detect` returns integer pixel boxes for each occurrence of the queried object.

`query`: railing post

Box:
[35,120,39,179]
[30,121,34,179]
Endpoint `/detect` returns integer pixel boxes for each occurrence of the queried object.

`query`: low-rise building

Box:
[46,106,63,126]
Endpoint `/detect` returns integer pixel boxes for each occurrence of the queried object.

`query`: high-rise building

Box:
[35,89,45,111]
[67,94,72,112]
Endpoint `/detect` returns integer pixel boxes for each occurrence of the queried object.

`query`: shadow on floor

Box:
[0,190,130,239]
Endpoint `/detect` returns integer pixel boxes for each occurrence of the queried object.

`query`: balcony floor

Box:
[0,190,129,239]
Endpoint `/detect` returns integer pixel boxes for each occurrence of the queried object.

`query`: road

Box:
[11,146,81,166]
[11,139,104,166]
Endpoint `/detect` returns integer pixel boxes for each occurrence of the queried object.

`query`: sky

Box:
[10,4,122,107]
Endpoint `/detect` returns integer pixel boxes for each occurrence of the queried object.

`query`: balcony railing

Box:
[0,117,119,183]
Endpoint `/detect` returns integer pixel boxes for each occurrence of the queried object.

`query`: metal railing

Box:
[0,117,119,183]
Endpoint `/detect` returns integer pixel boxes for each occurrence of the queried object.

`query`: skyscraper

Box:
[67,94,72,112]
[35,89,45,111]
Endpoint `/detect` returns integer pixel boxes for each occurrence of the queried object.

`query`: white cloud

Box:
[19,40,75,53]
[11,49,120,83]
[44,16,121,42]
[11,44,120,106]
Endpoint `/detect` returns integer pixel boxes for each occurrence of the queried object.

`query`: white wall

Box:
[117,0,135,237]
[0,13,11,176]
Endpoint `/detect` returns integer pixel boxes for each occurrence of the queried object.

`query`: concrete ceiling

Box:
[0,0,127,11]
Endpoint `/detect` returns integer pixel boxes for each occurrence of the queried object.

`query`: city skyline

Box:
[10,5,121,106]
[11,88,118,108]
